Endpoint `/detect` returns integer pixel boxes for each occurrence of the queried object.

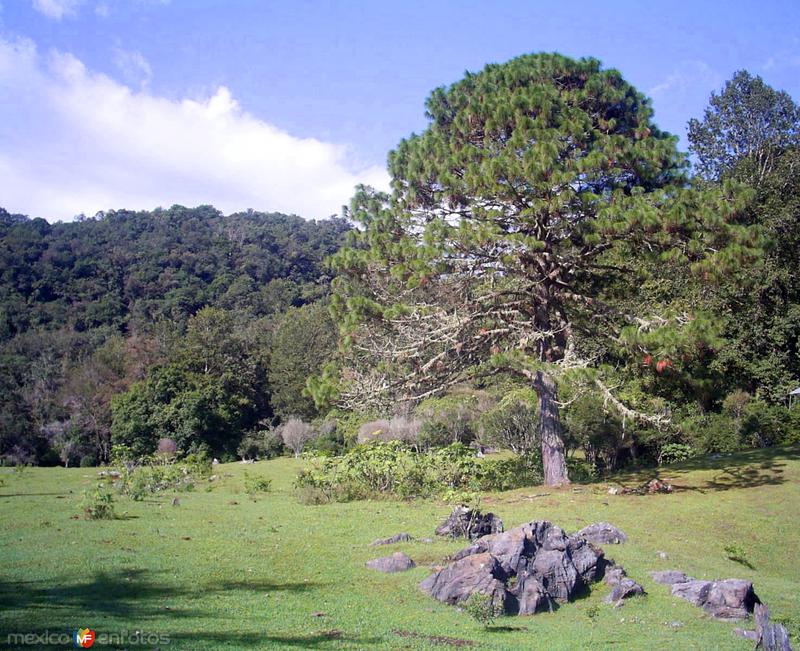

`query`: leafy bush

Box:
[658,442,694,465]
[294,441,545,501]
[115,451,211,501]
[81,484,115,520]
[463,592,503,627]
[416,394,484,449]
[477,391,539,455]
[244,472,272,496]
[308,420,348,456]
[237,426,284,460]
[479,454,543,491]
[565,457,597,482]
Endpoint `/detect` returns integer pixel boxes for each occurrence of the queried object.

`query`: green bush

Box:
[294,441,545,501]
[463,592,503,627]
[244,472,272,496]
[658,442,694,465]
[237,427,284,460]
[115,452,211,501]
[479,454,543,491]
[81,484,115,520]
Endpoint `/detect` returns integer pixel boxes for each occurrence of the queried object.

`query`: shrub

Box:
[238,426,284,460]
[244,472,272,496]
[156,438,178,457]
[416,394,485,449]
[356,419,392,444]
[79,455,96,468]
[81,484,115,520]
[115,451,211,500]
[279,418,317,457]
[463,592,503,627]
[294,441,546,501]
[658,442,694,465]
[479,454,543,491]
[478,391,539,455]
[308,420,348,456]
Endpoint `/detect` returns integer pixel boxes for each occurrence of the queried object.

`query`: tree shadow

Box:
[0,570,329,639]
[169,630,384,648]
[609,445,800,494]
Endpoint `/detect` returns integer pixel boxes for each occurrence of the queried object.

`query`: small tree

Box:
[279,418,316,457]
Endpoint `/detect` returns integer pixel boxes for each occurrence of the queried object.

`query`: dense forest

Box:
[1,61,798,476]
[0,206,347,465]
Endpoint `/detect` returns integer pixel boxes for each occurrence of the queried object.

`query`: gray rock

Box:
[650,570,689,585]
[370,532,413,546]
[419,552,507,606]
[366,552,416,573]
[578,522,628,545]
[668,576,760,620]
[604,577,646,605]
[604,565,627,586]
[435,505,504,540]
[702,579,760,620]
[671,579,713,606]
[421,520,607,616]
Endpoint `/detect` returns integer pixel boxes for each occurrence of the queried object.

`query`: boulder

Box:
[366,552,416,573]
[703,579,760,620]
[370,533,413,546]
[735,603,794,651]
[650,570,689,585]
[578,522,628,545]
[435,505,504,540]
[419,552,507,607]
[421,520,608,616]
[671,579,714,606]
[603,564,645,606]
[668,576,761,620]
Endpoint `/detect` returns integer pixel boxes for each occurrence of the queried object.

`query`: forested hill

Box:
[0,205,350,338]
[0,205,350,466]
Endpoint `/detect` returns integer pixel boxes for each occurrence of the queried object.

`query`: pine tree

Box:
[315,53,760,485]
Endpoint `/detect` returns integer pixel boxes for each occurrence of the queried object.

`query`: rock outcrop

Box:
[421,520,616,615]
[655,571,761,620]
[577,522,628,545]
[366,552,416,573]
[435,506,504,540]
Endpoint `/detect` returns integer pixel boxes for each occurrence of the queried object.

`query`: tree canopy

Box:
[688,70,800,185]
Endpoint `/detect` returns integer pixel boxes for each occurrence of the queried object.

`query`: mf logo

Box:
[73,628,96,648]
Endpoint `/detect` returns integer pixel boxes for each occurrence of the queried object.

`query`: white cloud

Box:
[112,46,151,88]
[0,36,389,221]
[31,0,83,20]
[648,60,721,99]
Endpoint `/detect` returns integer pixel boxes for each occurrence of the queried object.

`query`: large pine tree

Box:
[318,53,759,485]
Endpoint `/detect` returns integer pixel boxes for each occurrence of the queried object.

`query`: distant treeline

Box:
[0,205,347,465]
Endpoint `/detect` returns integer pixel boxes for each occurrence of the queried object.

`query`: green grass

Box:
[1,445,799,650]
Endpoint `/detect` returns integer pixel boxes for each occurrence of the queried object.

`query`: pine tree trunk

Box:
[535,370,570,486]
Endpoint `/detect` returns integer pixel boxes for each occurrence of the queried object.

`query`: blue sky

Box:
[1,0,799,221]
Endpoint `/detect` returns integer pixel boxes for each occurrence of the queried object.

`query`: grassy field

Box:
[1,446,799,650]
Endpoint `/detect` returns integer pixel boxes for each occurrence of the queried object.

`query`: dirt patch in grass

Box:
[393,629,475,647]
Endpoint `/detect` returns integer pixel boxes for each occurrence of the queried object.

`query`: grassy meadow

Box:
[1,446,799,650]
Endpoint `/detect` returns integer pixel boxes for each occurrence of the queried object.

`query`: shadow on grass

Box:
[610,445,800,494]
[169,630,384,648]
[0,569,328,638]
